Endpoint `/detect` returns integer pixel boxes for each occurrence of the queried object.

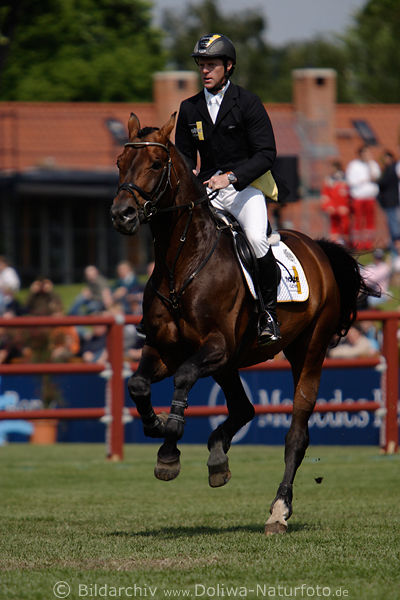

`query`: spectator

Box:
[0,309,25,363]
[24,278,63,316]
[378,150,400,255]
[108,302,144,361]
[329,324,379,359]
[112,260,143,312]
[358,320,381,353]
[321,161,351,245]
[48,307,80,362]
[363,248,391,307]
[390,239,400,287]
[23,279,80,362]
[0,256,20,315]
[79,324,108,363]
[68,265,112,315]
[346,145,381,250]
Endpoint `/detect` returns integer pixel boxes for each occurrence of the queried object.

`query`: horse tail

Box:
[316,239,379,340]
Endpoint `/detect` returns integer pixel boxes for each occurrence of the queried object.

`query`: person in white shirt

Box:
[363,248,391,307]
[346,145,381,250]
[0,256,20,314]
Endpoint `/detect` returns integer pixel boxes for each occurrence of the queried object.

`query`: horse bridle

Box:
[116,141,180,222]
[116,140,221,319]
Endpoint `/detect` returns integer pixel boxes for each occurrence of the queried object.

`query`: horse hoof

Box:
[207,441,231,487]
[154,458,181,481]
[264,521,287,535]
[209,469,231,488]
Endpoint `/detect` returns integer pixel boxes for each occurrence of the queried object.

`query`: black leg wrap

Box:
[164,398,187,440]
[142,411,167,438]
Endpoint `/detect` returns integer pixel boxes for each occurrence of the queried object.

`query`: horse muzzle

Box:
[110,203,139,235]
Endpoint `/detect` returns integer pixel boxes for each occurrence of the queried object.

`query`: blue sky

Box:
[152,0,367,46]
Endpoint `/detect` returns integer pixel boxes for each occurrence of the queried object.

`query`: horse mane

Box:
[316,239,379,342]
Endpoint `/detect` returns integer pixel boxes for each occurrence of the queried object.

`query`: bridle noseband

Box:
[117,141,179,222]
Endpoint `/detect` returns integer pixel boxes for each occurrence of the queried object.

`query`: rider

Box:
[175,33,281,345]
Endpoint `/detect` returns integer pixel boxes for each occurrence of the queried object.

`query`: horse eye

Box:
[151,160,162,170]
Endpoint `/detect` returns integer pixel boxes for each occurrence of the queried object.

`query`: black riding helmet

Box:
[192,34,236,78]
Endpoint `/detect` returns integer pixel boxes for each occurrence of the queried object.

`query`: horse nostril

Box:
[121,206,136,223]
[111,204,136,223]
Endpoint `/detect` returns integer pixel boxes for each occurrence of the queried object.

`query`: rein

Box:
[118,140,221,315]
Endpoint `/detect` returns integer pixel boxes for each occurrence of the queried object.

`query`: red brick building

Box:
[0,69,399,283]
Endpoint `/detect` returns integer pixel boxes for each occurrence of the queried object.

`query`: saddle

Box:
[212,208,309,303]
[212,209,278,312]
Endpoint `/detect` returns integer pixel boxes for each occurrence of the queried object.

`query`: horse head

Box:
[111,112,177,235]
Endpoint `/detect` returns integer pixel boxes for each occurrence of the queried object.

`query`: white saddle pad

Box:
[238,232,309,303]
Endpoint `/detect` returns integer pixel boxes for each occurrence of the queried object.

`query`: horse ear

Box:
[159,112,177,140]
[128,113,140,140]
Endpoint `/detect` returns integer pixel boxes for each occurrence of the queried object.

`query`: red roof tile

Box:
[335,104,400,167]
[0,102,156,171]
[0,100,399,174]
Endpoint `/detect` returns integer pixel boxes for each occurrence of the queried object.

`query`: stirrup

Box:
[257,312,281,346]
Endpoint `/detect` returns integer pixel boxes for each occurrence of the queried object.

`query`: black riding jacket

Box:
[175,82,276,192]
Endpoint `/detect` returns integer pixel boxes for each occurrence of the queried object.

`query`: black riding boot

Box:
[256,248,281,346]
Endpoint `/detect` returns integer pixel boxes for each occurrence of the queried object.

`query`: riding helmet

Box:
[191,34,236,65]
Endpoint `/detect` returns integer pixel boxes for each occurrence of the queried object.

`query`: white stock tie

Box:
[208,95,219,124]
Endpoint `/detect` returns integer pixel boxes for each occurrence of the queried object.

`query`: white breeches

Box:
[210,184,270,258]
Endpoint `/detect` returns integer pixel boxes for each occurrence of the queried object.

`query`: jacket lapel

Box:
[194,92,213,125]
[215,82,238,126]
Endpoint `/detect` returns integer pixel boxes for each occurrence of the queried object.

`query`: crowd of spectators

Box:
[0,259,150,366]
[321,144,400,253]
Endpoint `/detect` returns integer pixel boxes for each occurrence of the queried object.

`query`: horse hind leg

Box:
[265,327,328,535]
[207,369,255,488]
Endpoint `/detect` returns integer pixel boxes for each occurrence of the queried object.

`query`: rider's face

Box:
[198,58,231,91]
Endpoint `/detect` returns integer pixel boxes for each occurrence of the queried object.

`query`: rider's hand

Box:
[203,172,230,191]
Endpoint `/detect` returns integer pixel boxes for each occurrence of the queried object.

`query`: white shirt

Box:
[204,80,230,124]
[0,266,20,294]
[345,158,380,200]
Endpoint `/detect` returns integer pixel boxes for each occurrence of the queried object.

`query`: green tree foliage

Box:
[163,0,399,104]
[162,0,352,103]
[272,39,352,103]
[344,0,400,102]
[162,0,276,101]
[0,0,166,101]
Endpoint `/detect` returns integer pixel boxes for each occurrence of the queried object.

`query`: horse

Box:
[111,112,372,535]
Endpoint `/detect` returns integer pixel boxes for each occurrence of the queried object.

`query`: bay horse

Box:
[111,112,372,535]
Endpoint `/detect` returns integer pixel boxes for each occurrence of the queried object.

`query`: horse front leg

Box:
[155,333,228,482]
[128,345,170,439]
[207,369,255,487]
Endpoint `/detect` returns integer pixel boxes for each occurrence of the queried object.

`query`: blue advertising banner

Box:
[2,365,395,446]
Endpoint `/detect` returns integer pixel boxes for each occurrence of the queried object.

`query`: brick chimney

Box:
[292,68,337,191]
[153,71,199,136]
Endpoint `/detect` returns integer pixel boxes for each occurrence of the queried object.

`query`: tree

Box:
[344,0,400,102]
[162,0,277,101]
[0,0,166,101]
[272,38,352,103]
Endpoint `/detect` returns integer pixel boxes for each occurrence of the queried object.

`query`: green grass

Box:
[1,444,399,599]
